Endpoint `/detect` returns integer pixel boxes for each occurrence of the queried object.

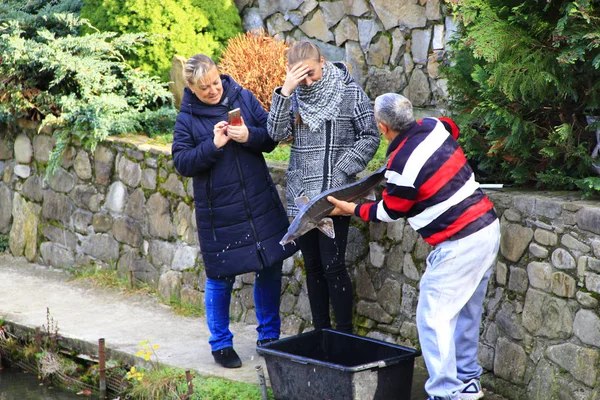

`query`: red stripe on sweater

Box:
[387,137,408,169]
[358,203,373,221]
[417,148,467,201]
[439,117,460,140]
[383,189,415,213]
[424,197,494,245]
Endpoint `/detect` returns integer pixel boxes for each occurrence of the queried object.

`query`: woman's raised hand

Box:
[213,121,230,148]
[281,63,310,97]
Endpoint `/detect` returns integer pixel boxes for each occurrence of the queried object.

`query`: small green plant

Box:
[168,296,204,318]
[0,234,9,253]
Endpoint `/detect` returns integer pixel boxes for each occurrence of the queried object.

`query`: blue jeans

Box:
[417,219,500,400]
[205,262,282,351]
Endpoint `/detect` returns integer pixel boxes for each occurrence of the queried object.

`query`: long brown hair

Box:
[286,41,324,125]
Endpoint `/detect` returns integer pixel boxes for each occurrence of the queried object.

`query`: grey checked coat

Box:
[267,62,380,217]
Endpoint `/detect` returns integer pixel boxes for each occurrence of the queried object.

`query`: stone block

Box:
[546,342,599,387]
[526,261,552,292]
[147,193,174,240]
[172,245,199,271]
[341,214,363,251]
[522,288,573,339]
[496,261,508,286]
[377,278,401,315]
[118,156,142,188]
[14,134,33,164]
[577,207,600,235]
[9,193,41,261]
[42,191,74,226]
[0,183,11,233]
[355,264,377,300]
[562,233,591,253]
[356,300,393,324]
[493,337,527,384]
[369,241,386,268]
[47,167,75,193]
[113,216,143,248]
[40,242,75,268]
[105,181,128,214]
[125,188,146,222]
[32,135,54,163]
[73,150,92,180]
[551,248,576,270]
[94,146,115,186]
[81,233,120,263]
[528,242,548,259]
[508,266,528,293]
[551,271,577,298]
[500,222,533,262]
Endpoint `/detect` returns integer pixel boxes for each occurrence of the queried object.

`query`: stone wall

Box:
[2,126,600,399]
[234,0,455,108]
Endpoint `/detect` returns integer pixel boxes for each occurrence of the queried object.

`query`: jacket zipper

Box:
[322,120,332,192]
[232,145,263,264]
[207,170,217,241]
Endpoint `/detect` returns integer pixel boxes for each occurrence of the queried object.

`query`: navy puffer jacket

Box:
[172,75,297,279]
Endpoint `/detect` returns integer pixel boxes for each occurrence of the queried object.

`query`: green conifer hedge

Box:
[80,0,243,80]
[0,0,176,176]
[445,0,600,196]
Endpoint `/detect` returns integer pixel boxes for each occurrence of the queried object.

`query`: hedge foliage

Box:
[0,0,176,176]
[80,0,243,80]
[219,30,288,111]
[445,0,600,196]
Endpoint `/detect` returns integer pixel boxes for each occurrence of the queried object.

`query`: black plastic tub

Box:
[256,329,421,400]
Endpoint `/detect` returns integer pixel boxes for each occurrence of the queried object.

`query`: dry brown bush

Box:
[219,29,288,111]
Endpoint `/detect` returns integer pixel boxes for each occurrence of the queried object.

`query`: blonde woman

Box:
[172,54,297,368]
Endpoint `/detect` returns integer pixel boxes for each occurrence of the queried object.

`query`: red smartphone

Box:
[228,108,241,126]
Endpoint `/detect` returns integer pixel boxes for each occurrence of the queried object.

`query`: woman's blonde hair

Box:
[183,54,217,87]
[286,40,323,65]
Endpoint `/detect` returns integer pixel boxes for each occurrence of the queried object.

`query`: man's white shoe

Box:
[459,378,484,400]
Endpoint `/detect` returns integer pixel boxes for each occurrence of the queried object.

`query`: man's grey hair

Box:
[183,54,217,87]
[374,93,415,133]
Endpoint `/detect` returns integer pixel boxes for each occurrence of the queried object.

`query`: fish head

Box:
[279,216,318,246]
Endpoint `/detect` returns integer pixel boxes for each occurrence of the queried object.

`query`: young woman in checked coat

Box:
[267,41,380,333]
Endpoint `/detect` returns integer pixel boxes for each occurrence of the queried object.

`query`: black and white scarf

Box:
[294,62,345,132]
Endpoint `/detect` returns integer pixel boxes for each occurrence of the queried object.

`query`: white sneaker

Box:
[459,378,484,400]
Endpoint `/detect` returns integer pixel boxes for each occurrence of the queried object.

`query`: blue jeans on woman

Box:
[205,261,282,352]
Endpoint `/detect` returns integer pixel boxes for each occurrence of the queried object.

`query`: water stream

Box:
[0,366,97,400]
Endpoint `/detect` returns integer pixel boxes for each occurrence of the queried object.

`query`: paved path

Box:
[0,254,507,399]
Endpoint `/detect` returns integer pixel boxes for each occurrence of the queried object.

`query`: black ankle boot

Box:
[212,347,242,368]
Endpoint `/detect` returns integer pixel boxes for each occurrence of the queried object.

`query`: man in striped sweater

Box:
[328,93,500,400]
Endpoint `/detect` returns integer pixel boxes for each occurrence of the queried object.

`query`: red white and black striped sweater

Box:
[354,117,497,245]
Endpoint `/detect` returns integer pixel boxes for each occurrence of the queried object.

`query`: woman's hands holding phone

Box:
[226,117,249,143]
[213,118,248,148]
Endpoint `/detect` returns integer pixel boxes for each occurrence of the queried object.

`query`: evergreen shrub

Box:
[80,0,243,80]
[445,0,600,196]
[0,0,176,176]
[219,29,288,111]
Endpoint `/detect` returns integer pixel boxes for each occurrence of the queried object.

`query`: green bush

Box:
[80,0,243,80]
[444,0,600,196]
[0,0,176,176]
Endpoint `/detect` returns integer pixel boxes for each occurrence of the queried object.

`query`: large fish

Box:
[279,164,387,245]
